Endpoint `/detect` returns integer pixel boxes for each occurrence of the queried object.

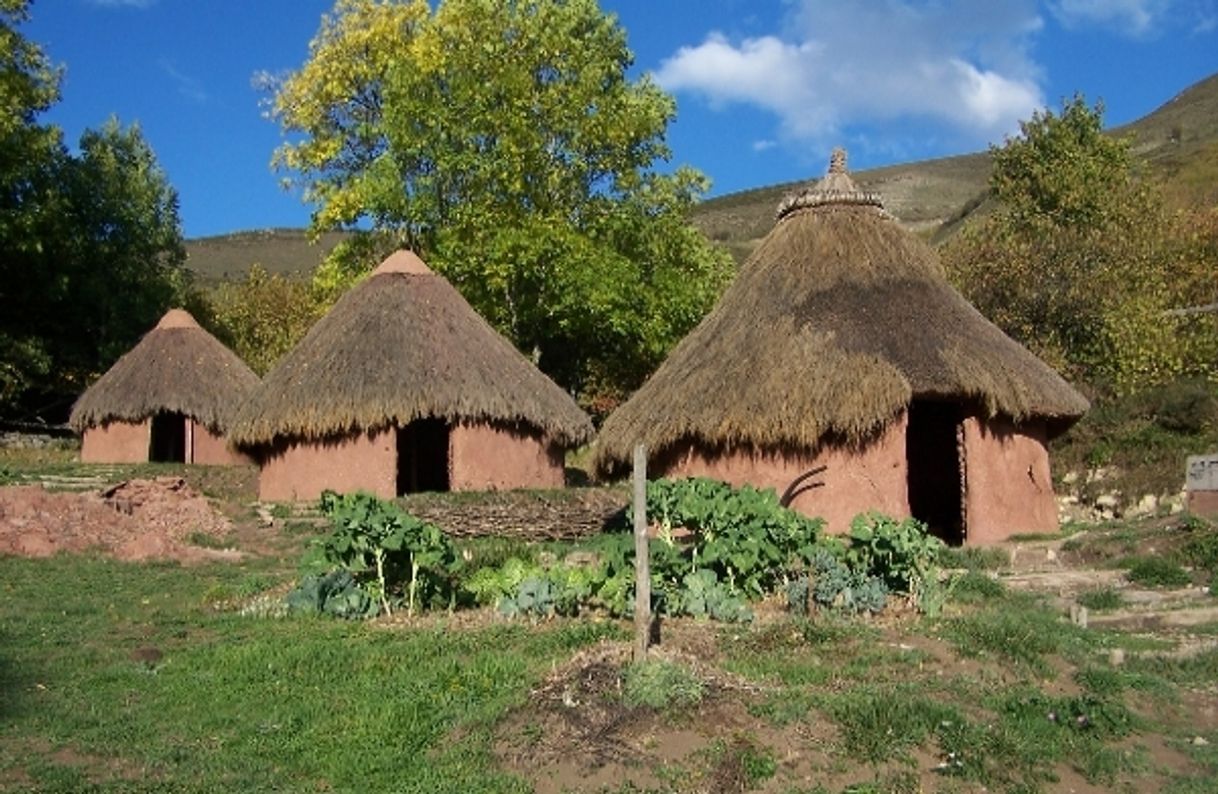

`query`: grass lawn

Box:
[2,454,1218,792]
[0,555,617,793]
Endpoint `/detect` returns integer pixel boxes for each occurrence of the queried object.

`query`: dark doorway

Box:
[906,400,965,545]
[149,412,187,463]
[396,419,450,494]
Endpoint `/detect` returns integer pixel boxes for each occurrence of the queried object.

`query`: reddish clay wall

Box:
[962,416,1058,544]
[449,422,565,491]
[80,420,150,463]
[189,421,251,466]
[257,429,396,502]
[655,415,910,534]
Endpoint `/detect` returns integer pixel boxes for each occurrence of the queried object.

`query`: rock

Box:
[1193,736,1210,747]
[1128,494,1159,518]
[1061,471,1080,485]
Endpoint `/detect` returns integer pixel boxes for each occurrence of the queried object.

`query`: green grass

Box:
[0,554,616,792]
[1077,586,1126,611]
[1125,557,1193,588]
[622,660,704,711]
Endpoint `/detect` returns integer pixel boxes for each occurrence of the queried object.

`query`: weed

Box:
[944,606,1067,674]
[1181,525,1218,572]
[622,659,704,710]
[950,569,1006,603]
[1077,586,1125,611]
[1126,557,1192,588]
[824,685,958,767]
[938,545,1010,570]
[187,531,232,549]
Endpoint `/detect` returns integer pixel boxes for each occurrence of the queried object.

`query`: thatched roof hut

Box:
[70,309,259,465]
[596,150,1088,544]
[232,250,593,501]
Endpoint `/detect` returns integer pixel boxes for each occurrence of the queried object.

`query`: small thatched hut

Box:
[230,250,594,502]
[596,150,1089,545]
[70,309,259,465]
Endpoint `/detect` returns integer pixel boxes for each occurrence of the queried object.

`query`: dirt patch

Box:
[0,478,240,564]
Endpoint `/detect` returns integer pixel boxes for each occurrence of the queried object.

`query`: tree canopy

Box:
[269,0,733,407]
[943,96,1215,393]
[0,1,188,419]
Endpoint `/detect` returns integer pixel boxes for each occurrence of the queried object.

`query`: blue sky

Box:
[24,0,1218,239]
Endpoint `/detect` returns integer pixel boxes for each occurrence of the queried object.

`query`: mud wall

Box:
[189,422,251,466]
[449,422,564,491]
[654,415,909,534]
[962,416,1058,544]
[257,429,395,502]
[80,420,150,463]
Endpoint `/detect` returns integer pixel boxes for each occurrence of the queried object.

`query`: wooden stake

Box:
[632,443,651,662]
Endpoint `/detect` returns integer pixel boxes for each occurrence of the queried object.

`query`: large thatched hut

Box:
[230,250,594,502]
[596,150,1088,545]
[70,309,259,465]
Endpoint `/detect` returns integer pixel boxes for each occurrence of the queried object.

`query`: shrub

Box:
[1077,587,1124,611]
[1125,557,1192,588]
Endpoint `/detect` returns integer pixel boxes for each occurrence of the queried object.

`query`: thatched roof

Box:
[595,149,1089,473]
[229,250,594,447]
[69,309,260,434]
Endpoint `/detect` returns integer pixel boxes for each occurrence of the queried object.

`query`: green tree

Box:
[943,96,1210,392]
[0,1,189,417]
[269,0,733,406]
[208,265,325,375]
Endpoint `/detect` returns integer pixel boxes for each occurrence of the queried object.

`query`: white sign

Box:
[1186,455,1218,492]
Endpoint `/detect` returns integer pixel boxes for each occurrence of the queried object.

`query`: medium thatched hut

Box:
[230,250,594,502]
[596,150,1088,545]
[70,309,259,465]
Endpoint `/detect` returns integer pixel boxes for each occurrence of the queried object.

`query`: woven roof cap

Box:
[776,147,887,220]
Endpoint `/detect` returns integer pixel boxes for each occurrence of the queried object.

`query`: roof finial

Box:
[828,147,847,175]
[774,146,888,221]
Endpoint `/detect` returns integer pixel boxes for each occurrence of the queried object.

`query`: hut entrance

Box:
[149,412,187,463]
[396,419,450,494]
[906,400,965,545]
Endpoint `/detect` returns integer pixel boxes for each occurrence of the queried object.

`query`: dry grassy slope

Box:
[183,73,1218,279]
[184,228,349,284]
[692,71,1218,258]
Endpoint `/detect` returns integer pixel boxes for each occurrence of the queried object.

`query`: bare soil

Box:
[0,477,240,564]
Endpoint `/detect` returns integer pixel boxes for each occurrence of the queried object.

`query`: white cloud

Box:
[654,0,1045,152]
[752,139,778,152]
[1050,0,1166,35]
[160,60,207,104]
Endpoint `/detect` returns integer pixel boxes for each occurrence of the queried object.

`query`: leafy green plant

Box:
[632,477,826,598]
[846,513,944,596]
[285,569,376,620]
[665,569,752,623]
[314,491,460,616]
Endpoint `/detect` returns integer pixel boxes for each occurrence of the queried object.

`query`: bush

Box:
[1077,587,1125,611]
[1125,557,1191,588]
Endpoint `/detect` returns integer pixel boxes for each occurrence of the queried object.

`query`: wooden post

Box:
[632,443,651,662]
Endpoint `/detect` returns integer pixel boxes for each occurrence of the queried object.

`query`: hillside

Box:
[184,228,349,284]
[691,71,1218,259]
[182,72,1218,279]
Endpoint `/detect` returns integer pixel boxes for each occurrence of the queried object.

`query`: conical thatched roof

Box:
[595,149,1088,473]
[69,309,260,434]
[229,250,594,447]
